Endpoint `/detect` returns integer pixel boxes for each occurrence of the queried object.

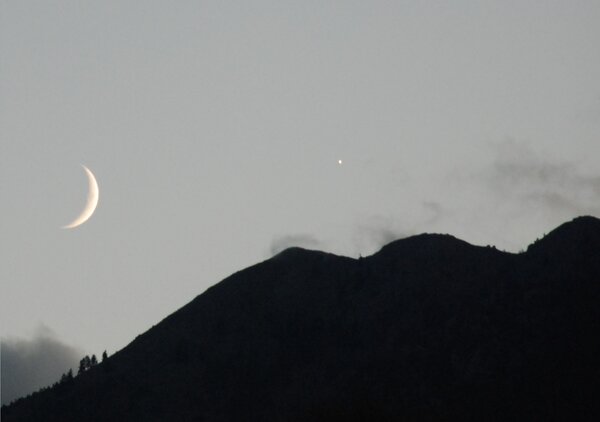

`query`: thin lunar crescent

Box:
[62,165,99,229]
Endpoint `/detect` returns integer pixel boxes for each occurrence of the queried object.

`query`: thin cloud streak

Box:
[351,215,411,256]
[270,234,321,256]
[487,140,600,215]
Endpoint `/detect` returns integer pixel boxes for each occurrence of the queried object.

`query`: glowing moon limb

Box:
[62,165,99,229]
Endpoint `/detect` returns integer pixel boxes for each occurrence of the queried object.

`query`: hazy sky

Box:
[2,0,600,392]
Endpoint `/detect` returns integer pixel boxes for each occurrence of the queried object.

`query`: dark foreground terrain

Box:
[3,216,600,421]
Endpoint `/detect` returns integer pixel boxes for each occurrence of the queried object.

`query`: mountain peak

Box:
[272,246,344,263]
[551,215,600,233]
[372,233,476,260]
[376,233,469,252]
[273,246,324,258]
[527,215,600,257]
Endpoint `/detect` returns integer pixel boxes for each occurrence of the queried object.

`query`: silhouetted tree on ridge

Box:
[77,354,100,375]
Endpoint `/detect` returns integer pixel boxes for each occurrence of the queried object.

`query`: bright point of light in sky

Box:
[338,159,343,165]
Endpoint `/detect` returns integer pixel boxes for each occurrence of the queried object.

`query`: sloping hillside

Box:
[3,216,600,421]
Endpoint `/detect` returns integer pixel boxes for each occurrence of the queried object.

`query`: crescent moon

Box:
[62,165,99,229]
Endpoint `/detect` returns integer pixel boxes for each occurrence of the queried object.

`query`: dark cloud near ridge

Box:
[270,234,321,255]
[487,140,600,215]
[352,215,412,256]
[356,203,446,251]
[357,226,402,248]
[1,326,82,405]
[422,201,444,225]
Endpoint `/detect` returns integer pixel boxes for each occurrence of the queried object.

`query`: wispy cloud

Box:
[351,215,411,256]
[422,201,444,225]
[406,140,600,251]
[270,234,321,255]
[268,141,599,258]
[1,325,82,405]
[486,140,600,215]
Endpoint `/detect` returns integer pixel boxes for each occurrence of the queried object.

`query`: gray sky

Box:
[2,0,600,382]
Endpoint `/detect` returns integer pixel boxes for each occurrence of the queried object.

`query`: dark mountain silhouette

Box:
[3,216,600,421]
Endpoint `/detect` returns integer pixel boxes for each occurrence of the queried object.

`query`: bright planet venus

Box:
[62,165,99,229]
